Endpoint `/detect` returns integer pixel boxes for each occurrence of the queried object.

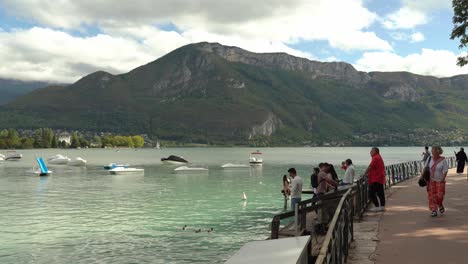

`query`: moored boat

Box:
[104,163,129,170]
[48,154,71,165]
[221,163,250,169]
[161,155,189,165]
[174,166,208,172]
[68,157,87,166]
[108,167,144,175]
[249,150,263,164]
[5,150,22,161]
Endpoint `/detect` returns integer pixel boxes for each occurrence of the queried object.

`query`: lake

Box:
[0,147,434,263]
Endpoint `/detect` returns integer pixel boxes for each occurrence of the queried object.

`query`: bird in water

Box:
[182,225,187,230]
[241,192,247,200]
[195,229,202,233]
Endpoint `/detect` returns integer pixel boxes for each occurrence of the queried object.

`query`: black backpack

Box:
[311,172,319,188]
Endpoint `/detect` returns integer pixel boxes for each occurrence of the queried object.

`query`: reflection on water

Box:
[0,147,425,263]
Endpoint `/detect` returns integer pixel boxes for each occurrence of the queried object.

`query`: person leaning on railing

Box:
[365,147,386,212]
[316,163,338,196]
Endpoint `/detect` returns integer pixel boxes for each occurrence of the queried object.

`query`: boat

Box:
[174,166,209,172]
[48,154,71,165]
[155,141,161,149]
[221,163,250,169]
[27,157,52,176]
[108,167,144,175]
[249,150,263,164]
[104,163,129,170]
[68,157,87,166]
[5,150,22,161]
[161,155,189,165]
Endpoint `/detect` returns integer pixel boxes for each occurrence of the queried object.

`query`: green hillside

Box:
[1,42,468,145]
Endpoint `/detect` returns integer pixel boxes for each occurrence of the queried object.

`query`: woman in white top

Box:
[423,146,449,217]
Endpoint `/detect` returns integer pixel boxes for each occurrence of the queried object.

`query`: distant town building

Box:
[58,132,71,145]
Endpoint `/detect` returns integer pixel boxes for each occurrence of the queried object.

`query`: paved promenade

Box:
[375,168,468,263]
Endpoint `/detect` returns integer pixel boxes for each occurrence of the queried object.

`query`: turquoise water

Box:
[0,147,430,263]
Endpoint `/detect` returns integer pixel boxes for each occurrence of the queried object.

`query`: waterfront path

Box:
[374,168,468,263]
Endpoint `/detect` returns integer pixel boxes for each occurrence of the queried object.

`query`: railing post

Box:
[271,216,280,239]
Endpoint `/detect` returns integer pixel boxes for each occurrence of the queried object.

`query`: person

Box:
[422,146,431,162]
[327,164,339,182]
[281,174,291,198]
[365,147,386,212]
[310,167,320,195]
[455,147,468,174]
[422,146,449,217]
[316,163,338,196]
[341,161,347,171]
[288,168,303,211]
[342,159,355,185]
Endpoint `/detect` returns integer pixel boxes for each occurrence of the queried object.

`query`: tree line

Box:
[0,128,145,149]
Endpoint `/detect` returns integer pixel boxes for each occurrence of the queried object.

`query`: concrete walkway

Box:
[375,168,468,263]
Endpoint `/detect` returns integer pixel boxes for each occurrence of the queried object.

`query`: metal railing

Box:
[315,189,354,264]
[268,156,458,263]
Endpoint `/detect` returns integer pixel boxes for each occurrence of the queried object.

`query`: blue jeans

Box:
[291,197,301,211]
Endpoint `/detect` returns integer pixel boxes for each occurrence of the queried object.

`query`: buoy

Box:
[241,192,247,200]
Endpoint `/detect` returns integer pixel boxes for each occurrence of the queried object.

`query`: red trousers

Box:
[427,181,445,211]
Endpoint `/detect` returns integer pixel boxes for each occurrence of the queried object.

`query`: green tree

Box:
[51,134,58,148]
[132,135,144,148]
[6,129,20,148]
[92,136,102,148]
[451,0,468,66]
[70,132,80,148]
[20,137,34,149]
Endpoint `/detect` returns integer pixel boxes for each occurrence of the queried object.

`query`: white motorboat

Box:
[161,155,189,165]
[5,150,22,161]
[48,154,71,165]
[221,163,250,169]
[108,167,144,175]
[174,166,209,172]
[249,151,263,164]
[68,157,87,166]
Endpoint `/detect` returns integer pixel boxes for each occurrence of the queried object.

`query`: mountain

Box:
[1,42,468,145]
[0,78,50,105]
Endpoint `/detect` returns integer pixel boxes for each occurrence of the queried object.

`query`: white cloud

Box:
[382,7,428,29]
[389,31,425,43]
[2,0,391,51]
[0,0,394,82]
[0,26,316,83]
[410,32,425,43]
[354,49,468,77]
[382,0,450,30]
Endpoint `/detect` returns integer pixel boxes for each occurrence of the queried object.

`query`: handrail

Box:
[315,188,354,264]
[268,156,459,262]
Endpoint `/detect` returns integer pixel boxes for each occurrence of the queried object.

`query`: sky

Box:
[0,0,465,83]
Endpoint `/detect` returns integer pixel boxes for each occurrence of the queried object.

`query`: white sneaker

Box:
[368,207,383,212]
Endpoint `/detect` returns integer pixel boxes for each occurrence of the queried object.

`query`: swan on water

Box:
[241,192,247,200]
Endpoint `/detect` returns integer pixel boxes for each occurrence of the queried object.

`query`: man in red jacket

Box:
[365,147,386,212]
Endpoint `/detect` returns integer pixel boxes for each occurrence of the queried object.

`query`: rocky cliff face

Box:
[195,42,468,103]
[248,113,283,139]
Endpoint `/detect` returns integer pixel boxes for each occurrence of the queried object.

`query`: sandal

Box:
[439,206,445,214]
[431,211,437,217]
